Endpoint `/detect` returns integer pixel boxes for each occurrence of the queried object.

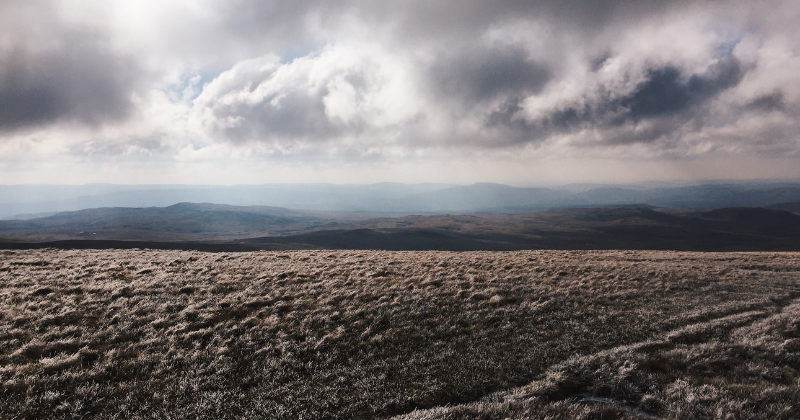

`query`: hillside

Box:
[770,201,800,214]
[4,203,798,251]
[0,203,388,242]
[244,206,800,251]
[5,182,800,218]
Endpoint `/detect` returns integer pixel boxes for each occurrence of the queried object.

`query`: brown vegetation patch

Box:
[0,249,798,419]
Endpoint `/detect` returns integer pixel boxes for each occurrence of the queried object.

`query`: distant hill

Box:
[0,203,337,242]
[769,201,800,214]
[5,182,800,218]
[0,183,454,218]
[243,206,800,251]
[3,203,800,251]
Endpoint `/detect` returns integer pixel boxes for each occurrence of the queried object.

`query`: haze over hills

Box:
[2,201,800,251]
[0,203,408,242]
[770,201,800,214]
[4,182,800,219]
[0,184,453,219]
[242,206,800,251]
[3,182,800,251]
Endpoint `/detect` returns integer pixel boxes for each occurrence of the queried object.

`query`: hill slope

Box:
[0,203,374,242]
[770,201,800,214]
[3,204,800,251]
[5,182,800,218]
[245,206,800,251]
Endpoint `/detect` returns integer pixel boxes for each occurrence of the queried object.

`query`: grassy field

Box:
[1,249,798,419]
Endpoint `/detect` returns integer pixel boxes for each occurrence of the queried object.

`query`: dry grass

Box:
[0,249,798,419]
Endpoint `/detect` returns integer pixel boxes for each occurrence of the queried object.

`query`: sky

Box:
[1,0,799,186]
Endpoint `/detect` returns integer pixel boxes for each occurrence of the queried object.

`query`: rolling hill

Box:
[2,203,800,251]
[5,182,800,219]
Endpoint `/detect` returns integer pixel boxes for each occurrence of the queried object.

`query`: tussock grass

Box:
[0,249,798,419]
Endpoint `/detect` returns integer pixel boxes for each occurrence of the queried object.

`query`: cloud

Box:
[189,7,800,158]
[192,44,424,151]
[0,42,142,132]
[429,45,551,105]
[0,1,149,133]
[2,0,800,183]
[619,57,744,121]
[193,54,333,143]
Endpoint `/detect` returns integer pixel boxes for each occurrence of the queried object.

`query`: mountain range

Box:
[4,181,800,219]
[2,200,799,251]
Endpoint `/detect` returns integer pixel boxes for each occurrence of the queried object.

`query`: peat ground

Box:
[0,250,798,419]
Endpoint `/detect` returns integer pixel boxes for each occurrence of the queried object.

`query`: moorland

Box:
[1,249,798,419]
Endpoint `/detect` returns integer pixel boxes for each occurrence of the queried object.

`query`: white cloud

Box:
[192,43,425,154]
[2,0,800,183]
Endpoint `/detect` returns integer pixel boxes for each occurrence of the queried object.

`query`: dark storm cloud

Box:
[430,46,551,104]
[0,0,146,134]
[745,92,785,112]
[483,102,595,147]
[511,57,743,139]
[195,0,702,58]
[620,57,744,121]
[0,44,141,132]
[476,57,749,147]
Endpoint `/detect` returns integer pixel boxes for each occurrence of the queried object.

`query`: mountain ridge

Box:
[5,182,800,218]
[2,203,799,251]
